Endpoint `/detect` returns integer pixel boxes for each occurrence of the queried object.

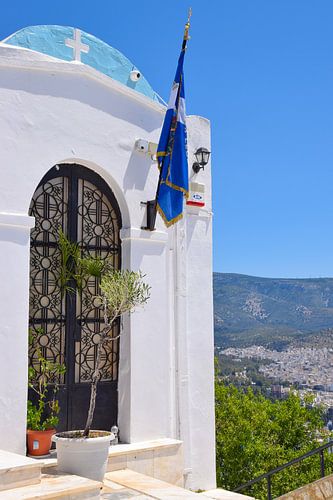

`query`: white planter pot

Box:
[52,431,114,482]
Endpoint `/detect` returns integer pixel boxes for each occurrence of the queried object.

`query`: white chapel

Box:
[0,25,215,490]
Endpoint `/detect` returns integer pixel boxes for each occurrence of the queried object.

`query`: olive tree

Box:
[83,269,150,437]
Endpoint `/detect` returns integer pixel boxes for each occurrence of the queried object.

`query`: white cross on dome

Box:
[65,28,89,62]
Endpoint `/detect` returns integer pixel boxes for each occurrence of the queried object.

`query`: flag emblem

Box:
[156,17,191,227]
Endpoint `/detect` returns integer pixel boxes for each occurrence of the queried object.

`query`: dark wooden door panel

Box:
[68,383,118,431]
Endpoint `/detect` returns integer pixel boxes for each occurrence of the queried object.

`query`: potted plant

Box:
[27,329,65,456]
[52,263,150,481]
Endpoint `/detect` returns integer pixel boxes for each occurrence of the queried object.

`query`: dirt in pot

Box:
[56,430,111,438]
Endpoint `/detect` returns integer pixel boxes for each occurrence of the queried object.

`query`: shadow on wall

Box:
[0,68,163,132]
[0,225,31,246]
[129,235,166,269]
[186,211,211,246]
[123,151,156,193]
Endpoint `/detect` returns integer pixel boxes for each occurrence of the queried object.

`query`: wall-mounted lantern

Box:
[192,147,211,173]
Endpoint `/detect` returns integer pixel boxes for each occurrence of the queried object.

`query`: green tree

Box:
[83,268,150,437]
[215,381,332,498]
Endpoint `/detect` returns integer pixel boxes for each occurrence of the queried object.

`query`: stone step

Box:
[0,472,102,499]
[104,469,201,498]
[0,450,42,491]
[103,470,254,499]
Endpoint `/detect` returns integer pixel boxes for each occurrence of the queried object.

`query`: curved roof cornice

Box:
[3,25,161,103]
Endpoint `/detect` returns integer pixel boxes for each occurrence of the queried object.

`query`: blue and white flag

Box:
[156,21,190,227]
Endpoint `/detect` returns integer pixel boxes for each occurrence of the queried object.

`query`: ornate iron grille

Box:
[75,178,120,383]
[29,166,121,389]
[29,177,67,384]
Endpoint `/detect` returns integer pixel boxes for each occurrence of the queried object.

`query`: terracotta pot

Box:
[27,429,55,456]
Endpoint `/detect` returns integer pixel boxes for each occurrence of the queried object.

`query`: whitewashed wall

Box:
[0,43,215,489]
[183,116,216,490]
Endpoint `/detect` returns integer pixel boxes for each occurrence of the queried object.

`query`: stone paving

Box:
[102,490,152,499]
[102,476,152,499]
[0,449,253,499]
[101,470,254,499]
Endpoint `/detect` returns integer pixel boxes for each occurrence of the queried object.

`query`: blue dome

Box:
[3,25,160,102]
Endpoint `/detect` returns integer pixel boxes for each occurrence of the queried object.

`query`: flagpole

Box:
[144,10,191,231]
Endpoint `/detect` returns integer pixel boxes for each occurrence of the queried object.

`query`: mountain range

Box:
[213,273,333,349]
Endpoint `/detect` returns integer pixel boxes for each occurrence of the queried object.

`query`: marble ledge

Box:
[0,450,40,471]
[0,212,35,229]
[108,438,183,457]
[0,473,102,500]
[41,438,183,468]
[120,227,168,243]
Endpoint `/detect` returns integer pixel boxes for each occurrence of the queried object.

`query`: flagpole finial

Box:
[184,8,192,40]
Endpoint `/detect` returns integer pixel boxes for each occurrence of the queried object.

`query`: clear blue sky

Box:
[1,1,333,278]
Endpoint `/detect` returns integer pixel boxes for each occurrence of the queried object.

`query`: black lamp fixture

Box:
[192,147,211,173]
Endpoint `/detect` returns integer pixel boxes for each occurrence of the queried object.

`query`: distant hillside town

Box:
[214,273,333,414]
[214,273,333,349]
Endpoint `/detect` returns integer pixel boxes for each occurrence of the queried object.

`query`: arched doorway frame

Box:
[28,162,126,431]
